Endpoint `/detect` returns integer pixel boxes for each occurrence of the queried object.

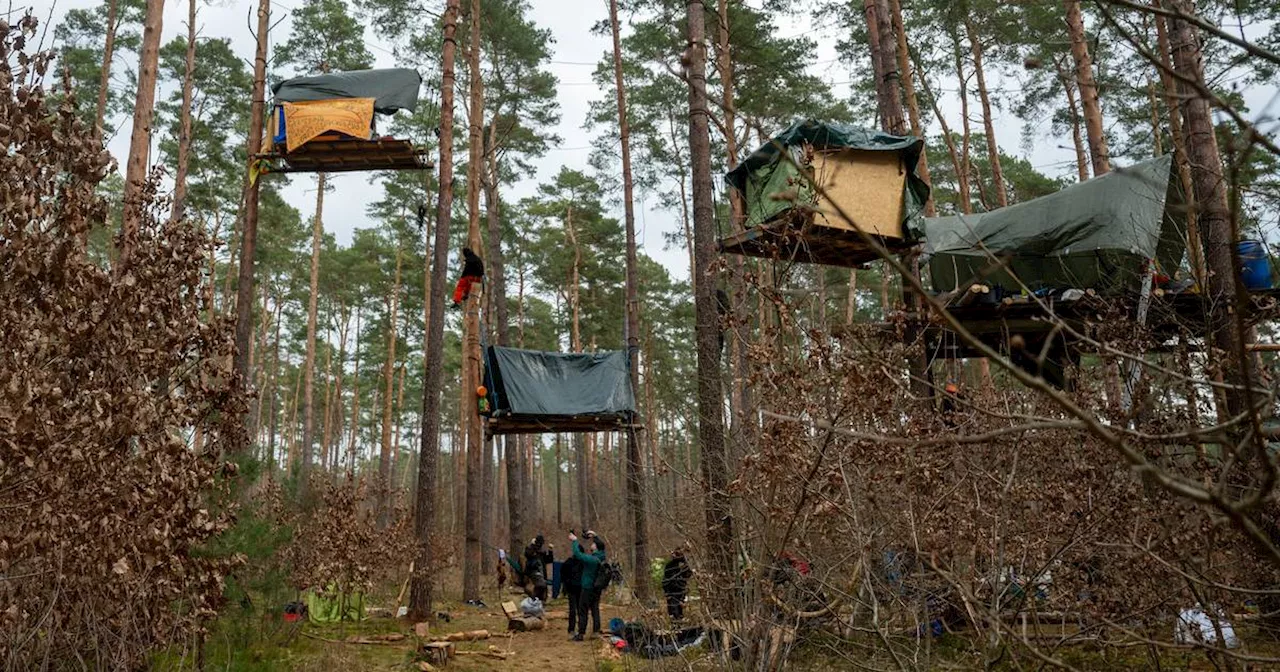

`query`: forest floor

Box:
[177,586,678,672]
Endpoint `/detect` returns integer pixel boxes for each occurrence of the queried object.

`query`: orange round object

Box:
[476,385,488,397]
[944,383,959,394]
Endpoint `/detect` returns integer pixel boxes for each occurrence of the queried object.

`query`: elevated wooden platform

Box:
[719,221,915,268]
[484,414,641,437]
[259,138,433,174]
[919,288,1280,359]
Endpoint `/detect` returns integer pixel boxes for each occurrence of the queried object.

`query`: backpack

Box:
[594,561,622,590]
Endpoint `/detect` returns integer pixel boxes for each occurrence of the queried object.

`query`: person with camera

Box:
[567,529,605,641]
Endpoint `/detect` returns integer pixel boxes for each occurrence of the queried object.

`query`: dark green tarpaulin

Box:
[924,155,1186,294]
[484,346,635,420]
[271,68,422,114]
[724,119,931,233]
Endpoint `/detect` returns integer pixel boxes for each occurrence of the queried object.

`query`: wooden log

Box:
[508,616,545,632]
[438,629,489,642]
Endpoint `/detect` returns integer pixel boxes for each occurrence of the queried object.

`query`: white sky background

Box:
[33,0,1280,285]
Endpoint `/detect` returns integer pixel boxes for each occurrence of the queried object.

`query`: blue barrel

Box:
[1238,240,1273,290]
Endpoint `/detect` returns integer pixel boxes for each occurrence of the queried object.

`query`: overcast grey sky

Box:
[34,0,1280,285]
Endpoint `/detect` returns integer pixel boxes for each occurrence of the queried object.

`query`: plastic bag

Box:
[1174,607,1239,648]
[519,596,544,618]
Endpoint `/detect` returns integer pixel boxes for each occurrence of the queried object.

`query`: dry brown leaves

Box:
[0,18,248,669]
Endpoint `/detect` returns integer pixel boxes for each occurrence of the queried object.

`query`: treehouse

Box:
[917,154,1280,386]
[258,68,432,174]
[719,119,931,268]
[480,345,640,436]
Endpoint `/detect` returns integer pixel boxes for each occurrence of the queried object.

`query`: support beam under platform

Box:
[718,222,916,268]
[484,414,642,437]
[258,138,434,174]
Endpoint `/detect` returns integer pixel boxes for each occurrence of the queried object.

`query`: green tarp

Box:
[305,589,364,624]
[272,68,422,114]
[924,155,1187,294]
[484,346,635,420]
[724,119,931,233]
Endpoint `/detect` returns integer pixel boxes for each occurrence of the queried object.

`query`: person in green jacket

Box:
[568,531,605,640]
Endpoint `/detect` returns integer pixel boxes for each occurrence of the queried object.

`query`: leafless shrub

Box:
[0,16,248,670]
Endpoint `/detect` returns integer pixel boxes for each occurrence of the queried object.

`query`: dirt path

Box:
[433,599,630,671]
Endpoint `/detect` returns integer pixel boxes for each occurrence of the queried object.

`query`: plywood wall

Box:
[809,149,907,239]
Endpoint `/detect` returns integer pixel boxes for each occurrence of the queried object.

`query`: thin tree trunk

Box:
[269,294,282,477]
[1147,78,1164,157]
[116,0,165,273]
[95,0,121,141]
[888,0,935,216]
[1061,65,1090,182]
[1064,0,1111,176]
[686,0,733,587]
[380,247,403,526]
[410,0,459,621]
[846,269,858,326]
[327,304,349,473]
[393,363,407,508]
[953,28,974,212]
[610,0,650,601]
[347,306,363,476]
[169,0,196,224]
[966,18,1007,207]
[319,314,334,476]
[233,0,271,411]
[460,0,486,602]
[1154,0,1204,285]
[300,172,326,492]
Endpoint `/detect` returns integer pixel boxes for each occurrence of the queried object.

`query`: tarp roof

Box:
[484,346,636,420]
[724,119,931,233]
[271,68,422,115]
[923,154,1187,293]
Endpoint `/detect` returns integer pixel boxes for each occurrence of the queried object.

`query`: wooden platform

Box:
[919,288,1280,358]
[719,220,915,268]
[484,414,642,437]
[259,137,433,174]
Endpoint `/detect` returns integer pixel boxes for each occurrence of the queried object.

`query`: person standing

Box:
[568,531,605,641]
[662,549,692,621]
[523,535,550,602]
[561,549,583,635]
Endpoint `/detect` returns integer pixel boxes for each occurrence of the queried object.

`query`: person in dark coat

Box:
[561,552,584,634]
[568,532,605,641]
[523,535,550,602]
[662,549,692,621]
[452,247,485,306]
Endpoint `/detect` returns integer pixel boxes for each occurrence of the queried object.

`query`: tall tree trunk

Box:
[888,0,935,216]
[965,18,1007,207]
[610,0,650,602]
[300,172,326,493]
[116,0,165,273]
[685,0,733,587]
[1154,0,1204,285]
[1169,0,1251,418]
[411,0,459,621]
[1064,0,1111,176]
[380,248,403,526]
[869,0,930,396]
[169,0,196,224]
[846,269,858,326]
[95,0,121,141]
[482,122,520,557]
[1060,64,1090,182]
[393,363,407,507]
[460,0,486,603]
[233,0,271,410]
[953,28,974,212]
